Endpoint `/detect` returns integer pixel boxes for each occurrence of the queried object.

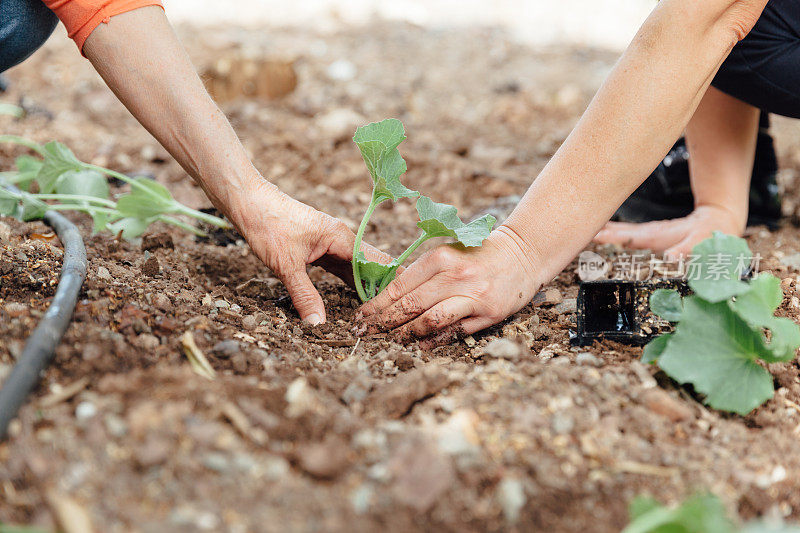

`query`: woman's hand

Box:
[356,226,541,348]
[594,204,746,257]
[229,177,390,325]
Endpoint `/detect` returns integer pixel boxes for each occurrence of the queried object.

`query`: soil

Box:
[3,20,800,533]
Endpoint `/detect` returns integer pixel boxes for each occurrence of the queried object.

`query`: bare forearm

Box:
[687,86,759,229]
[82,6,265,228]
[504,0,768,284]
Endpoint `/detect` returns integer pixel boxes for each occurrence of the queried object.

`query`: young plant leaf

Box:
[688,231,752,303]
[54,169,110,200]
[728,274,800,362]
[641,333,672,365]
[0,187,19,217]
[107,217,156,240]
[36,141,85,194]
[20,195,48,222]
[53,169,113,232]
[11,155,43,190]
[353,119,418,203]
[624,493,734,533]
[657,296,775,415]
[355,251,399,300]
[649,289,682,322]
[415,196,496,247]
[0,103,24,118]
[115,177,177,218]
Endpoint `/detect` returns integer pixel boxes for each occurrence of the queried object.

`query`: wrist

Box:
[492,224,547,292]
[204,170,281,232]
[693,202,747,234]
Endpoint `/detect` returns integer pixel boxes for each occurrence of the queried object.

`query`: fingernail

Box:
[305,313,324,326]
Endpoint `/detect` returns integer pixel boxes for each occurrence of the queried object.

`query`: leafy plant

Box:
[624,493,800,533]
[0,134,230,239]
[644,232,800,415]
[351,119,496,301]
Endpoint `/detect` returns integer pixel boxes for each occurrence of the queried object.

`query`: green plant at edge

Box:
[0,104,230,238]
[624,493,800,533]
[350,118,496,302]
[644,232,800,415]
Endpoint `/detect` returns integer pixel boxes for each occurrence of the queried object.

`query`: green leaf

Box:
[19,195,48,222]
[10,155,43,190]
[729,274,800,362]
[657,296,775,415]
[623,493,733,533]
[0,103,24,118]
[628,496,662,522]
[36,141,85,194]
[0,188,19,218]
[116,177,177,218]
[0,524,50,533]
[642,333,672,365]
[54,169,110,200]
[353,119,418,203]
[650,289,683,322]
[88,208,111,234]
[754,317,800,363]
[107,217,155,239]
[729,274,782,325]
[415,196,496,247]
[688,232,752,303]
[355,251,399,300]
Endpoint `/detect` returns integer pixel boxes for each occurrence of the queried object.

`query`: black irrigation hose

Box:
[0,204,87,440]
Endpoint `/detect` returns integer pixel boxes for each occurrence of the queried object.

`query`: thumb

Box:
[282,269,326,325]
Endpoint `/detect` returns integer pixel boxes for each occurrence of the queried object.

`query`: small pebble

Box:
[4,302,28,318]
[553,298,577,314]
[212,340,240,358]
[551,412,574,434]
[576,352,601,366]
[326,59,357,81]
[0,221,11,243]
[242,315,257,329]
[141,255,160,277]
[151,293,172,312]
[497,477,526,523]
[642,388,693,422]
[75,401,97,421]
[482,338,522,360]
[96,266,112,281]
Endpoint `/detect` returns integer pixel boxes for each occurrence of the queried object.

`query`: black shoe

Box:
[614,127,782,229]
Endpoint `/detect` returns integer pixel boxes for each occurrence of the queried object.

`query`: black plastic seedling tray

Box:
[572,278,690,346]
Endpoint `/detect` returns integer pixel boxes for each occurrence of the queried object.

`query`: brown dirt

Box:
[2,20,800,533]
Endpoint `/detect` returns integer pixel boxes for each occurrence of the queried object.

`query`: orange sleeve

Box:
[42,0,164,54]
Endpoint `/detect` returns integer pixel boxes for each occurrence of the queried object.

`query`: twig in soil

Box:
[349,338,361,357]
[784,398,800,417]
[614,460,679,477]
[38,377,90,408]
[45,490,95,533]
[220,401,267,446]
[314,338,358,348]
[180,331,217,380]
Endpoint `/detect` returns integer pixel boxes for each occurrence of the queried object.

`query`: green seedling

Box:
[351,118,496,302]
[644,232,800,415]
[625,493,800,533]
[0,135,230,239]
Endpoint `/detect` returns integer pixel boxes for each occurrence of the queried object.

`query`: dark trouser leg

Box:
[0,0,59,73]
